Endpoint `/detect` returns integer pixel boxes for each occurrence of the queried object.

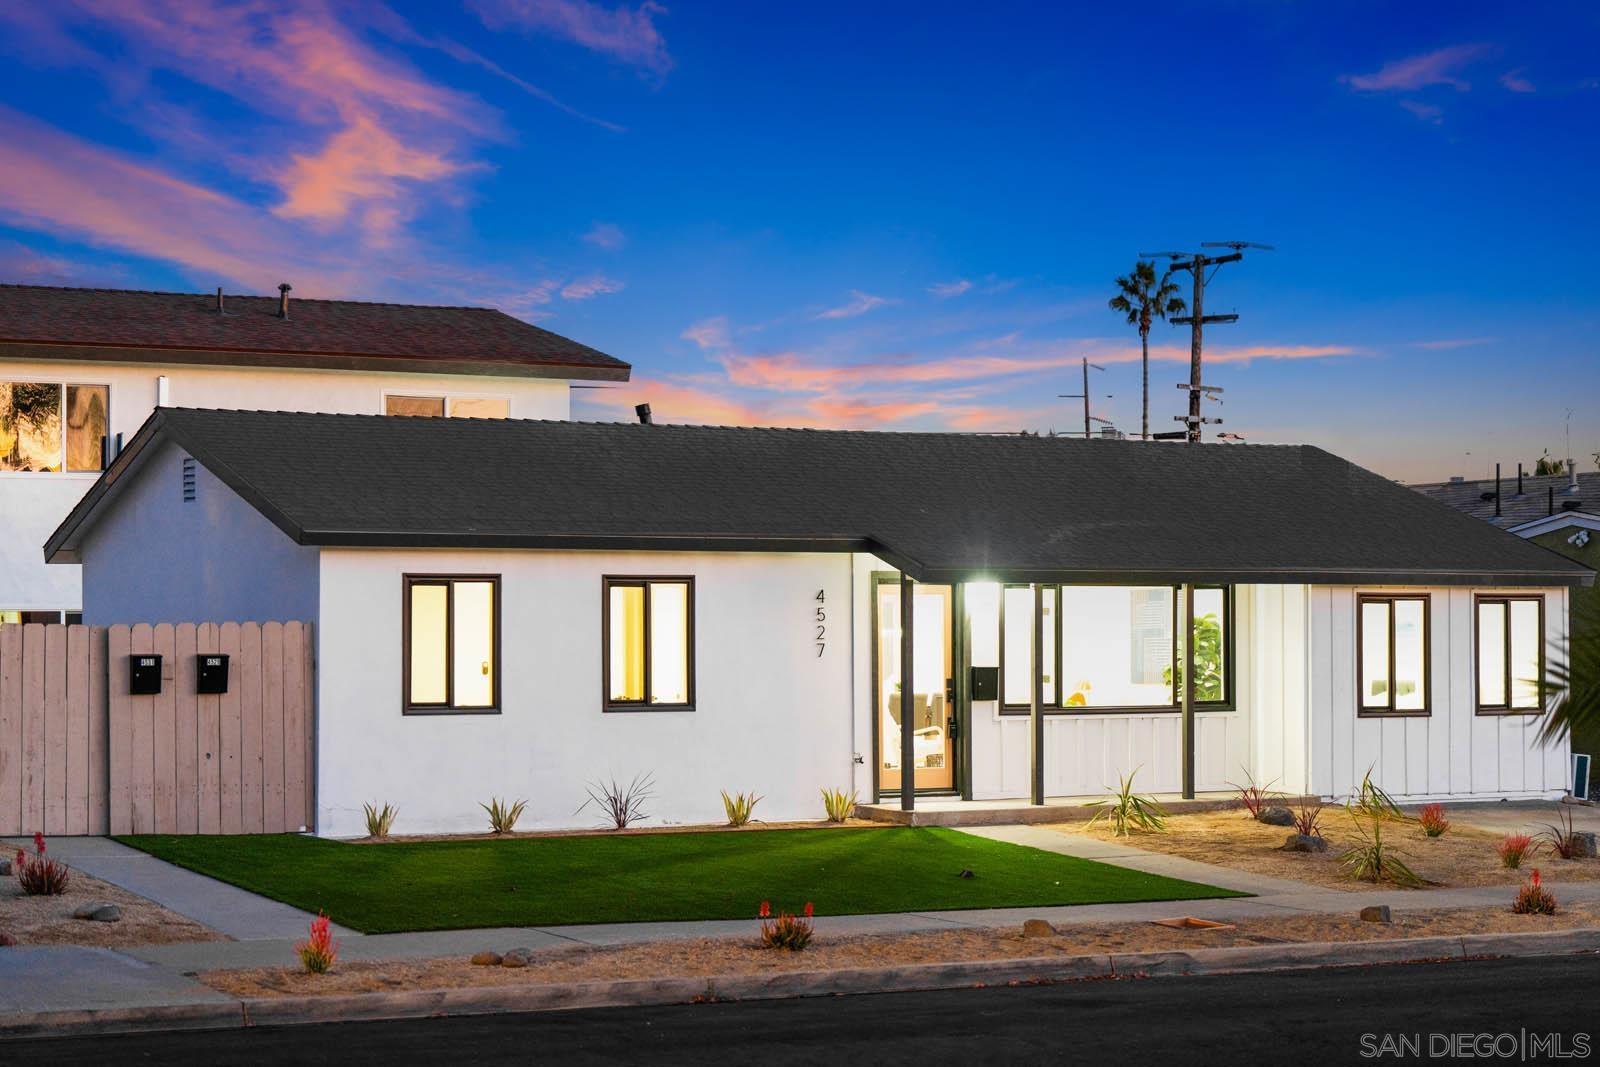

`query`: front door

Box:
[875,580,955,793]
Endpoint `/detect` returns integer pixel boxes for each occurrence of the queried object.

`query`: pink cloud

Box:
[469,0,672,75]
[1398,100,1444,124]
[928,279,973,298]
[583,222,626,250]
[815,290,891,320]
[681,316,731,350]
[560,274,625,300]
[1341,44,1492,93]
[1411,337,1495,350]
[1499,69,1536,93]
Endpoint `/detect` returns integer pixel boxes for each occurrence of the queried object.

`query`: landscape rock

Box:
[1280,833,1328,853]
[0,857,10,876]
[958,869,975,879]
[1568,831,1598,859]
[1021,919,1056,938]
[1360,905,1392,924]
[501,948,532,968]
[1257,806,1295,826]
[469,951,502,967]
[71,902,121,922]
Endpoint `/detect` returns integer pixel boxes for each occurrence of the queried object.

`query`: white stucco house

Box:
[0,282,629,622]
[44,408,1595,838]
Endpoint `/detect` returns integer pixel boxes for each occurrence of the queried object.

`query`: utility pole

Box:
[1058,358,1109,438]
[1142,242,1271,442]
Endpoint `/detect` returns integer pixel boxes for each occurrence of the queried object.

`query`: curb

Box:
[5,928,1598,1040]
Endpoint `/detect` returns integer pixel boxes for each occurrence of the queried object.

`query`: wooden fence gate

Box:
[0,621,314,837]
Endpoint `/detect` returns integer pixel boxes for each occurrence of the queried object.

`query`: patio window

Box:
[1475,596,1543,714]
[384,394,510,419]
[1,382,109,473]
[1001,585,1230,713]
[1357,595,1430,716]
[403,575,499,713]
[604,577,694,710]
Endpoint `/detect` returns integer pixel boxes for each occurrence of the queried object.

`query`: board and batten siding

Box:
[316,549,857,838]
[1306,586,1569,802]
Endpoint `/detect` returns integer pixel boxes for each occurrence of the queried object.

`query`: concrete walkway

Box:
[9,823,1600,1021]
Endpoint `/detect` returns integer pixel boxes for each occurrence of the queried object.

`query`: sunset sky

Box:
[0,1,1595,481]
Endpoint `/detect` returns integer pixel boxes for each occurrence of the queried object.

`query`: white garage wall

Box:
[1251,584,1310,795]
[1307,585,1569,802]
[316,548,856,837]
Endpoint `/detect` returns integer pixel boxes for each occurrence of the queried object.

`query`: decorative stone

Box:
[1360,905,1392,924]
[72,902,121,922]
[500,949,531,968]
[470,951,502,966]
[1021,919,1056,938]
[1568,831,1598,859]
[1280,833,1328,853]
[1257,806,1295,826]
[957,869,975,879]
[0,858,11,876]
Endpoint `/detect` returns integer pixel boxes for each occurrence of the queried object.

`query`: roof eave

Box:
[0,340,632,383]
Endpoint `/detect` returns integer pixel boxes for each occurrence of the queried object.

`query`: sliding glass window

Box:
[403,576,499,713]
[1357,595,1430,716]
[1476,596,1543,714]
[604,578,694,710]
[1000,585,1230,713]
[1,382,108,473]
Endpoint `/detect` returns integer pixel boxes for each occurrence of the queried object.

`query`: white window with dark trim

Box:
[404,575,499,713]
[604,577,694,710]
[1357,594,1430,716]
[384,394,510,419]
[1001,585,1230,712]
[1,382,109,473]
[1476,595,1543,714]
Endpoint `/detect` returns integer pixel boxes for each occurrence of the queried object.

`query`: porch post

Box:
[899,572,915,812]
[1181,581,1196,799]
[1030,582,1045,805]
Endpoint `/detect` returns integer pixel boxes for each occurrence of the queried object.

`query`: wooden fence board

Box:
[218,622,243,834]
[0,620,313,837]
[174,623,199,835]
[196,623,222,835]
[65,626,90,836]
[0,626,22,836]
[239,623,264,833]
[282,622,308,833]
[21,624,46,833]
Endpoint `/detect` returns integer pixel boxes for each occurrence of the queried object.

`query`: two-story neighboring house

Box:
[0,283,631,621]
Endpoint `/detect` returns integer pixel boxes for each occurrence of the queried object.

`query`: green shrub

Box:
[1086,769,1167,837]
[821,787,858,823]
[481,797,527,835]
[362,802,398,839]
[721,790,762,827]
[1339,812,1424,886]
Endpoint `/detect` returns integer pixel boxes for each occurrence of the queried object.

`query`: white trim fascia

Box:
[1507,512,1600,538]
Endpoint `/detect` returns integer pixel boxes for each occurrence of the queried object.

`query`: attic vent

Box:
[1561,499,1583,512]
[181,457,197,502]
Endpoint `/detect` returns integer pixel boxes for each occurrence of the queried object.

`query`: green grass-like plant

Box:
[362,802,398,839]
[720,790,762,827]
[1339,811,1424,887]
[1351,768,1404,820]
[481,797,527,835]
[821,787,858,823]
[1087,769,1168,837]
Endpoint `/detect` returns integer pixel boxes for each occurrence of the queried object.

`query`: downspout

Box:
[900,572,915,812]
[1182,582,1196,799]
[847,554,857,800]
[1030,582,1045,805]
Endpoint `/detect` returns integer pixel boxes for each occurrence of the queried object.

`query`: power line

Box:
[1058,357,1110,438]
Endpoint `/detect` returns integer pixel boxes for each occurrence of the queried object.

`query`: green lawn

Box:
[117,827,1244,934]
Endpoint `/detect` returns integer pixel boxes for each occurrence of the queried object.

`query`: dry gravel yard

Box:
[1070,807,1600,890]
[0,868,223,948]
[202,901,1600,998]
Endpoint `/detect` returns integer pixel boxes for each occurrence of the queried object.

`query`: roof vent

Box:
[1478,491,1496,502]
[1561,499,1582,512]
[215,287,225,315]
[1448,475,1464,484]
[635,403,652,425]
[277,282,292,319]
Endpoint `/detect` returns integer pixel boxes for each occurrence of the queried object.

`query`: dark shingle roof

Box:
[1411,471,1598,529]
[47,409,1595,587]
[0,284,629,381]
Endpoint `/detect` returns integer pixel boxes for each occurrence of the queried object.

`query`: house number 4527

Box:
[814,589,827,657]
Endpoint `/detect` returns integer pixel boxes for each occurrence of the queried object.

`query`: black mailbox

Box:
[197,654,230,695]
[970,665,999,702]
[129,654,162,695]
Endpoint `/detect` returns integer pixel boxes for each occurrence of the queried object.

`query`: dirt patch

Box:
[1068,808,1600,890]
[0,869,224,948]
[348,818,884,844]
[202,902,1600,999]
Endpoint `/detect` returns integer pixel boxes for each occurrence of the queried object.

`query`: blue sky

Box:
[0,1,1595,480]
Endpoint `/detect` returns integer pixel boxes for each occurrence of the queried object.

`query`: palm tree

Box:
[1109,261,1186,440]
[1538,597,1599,750]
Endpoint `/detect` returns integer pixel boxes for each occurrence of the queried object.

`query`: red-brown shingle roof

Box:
[0,284,630,381]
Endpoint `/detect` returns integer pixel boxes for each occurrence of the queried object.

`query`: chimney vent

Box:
[635,403,653,425]
[216,287,225,315]
[277,282,292,319]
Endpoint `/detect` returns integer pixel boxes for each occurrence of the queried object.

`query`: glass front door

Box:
[876,581,955,793]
